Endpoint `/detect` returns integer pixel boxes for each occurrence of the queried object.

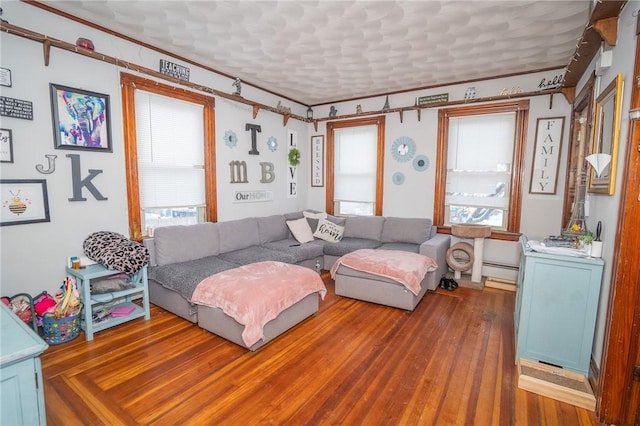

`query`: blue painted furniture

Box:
[65,264,150,341]
[0,303,48,425]
[515,236,604,375]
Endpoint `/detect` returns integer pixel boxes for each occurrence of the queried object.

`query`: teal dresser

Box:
[515,236,604,375]
[0,303,48,425]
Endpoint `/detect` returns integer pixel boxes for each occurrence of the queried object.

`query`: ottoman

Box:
[330,249,438,311]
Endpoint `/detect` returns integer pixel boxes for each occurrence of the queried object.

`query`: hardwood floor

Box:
[41,274,600,425]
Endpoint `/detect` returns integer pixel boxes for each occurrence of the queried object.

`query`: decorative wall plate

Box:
[413,155,430,171]
[267,136,278,152]
[392,172,405,185]
[391,136,416,162]
[224,130,238,148]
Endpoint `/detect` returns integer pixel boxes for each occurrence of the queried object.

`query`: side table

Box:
[65,264,150,341]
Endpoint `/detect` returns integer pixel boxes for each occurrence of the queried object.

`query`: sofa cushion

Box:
[286,218,315,243]
[378,242,421,253]
[314,218,344,242]
[217,217,260,253]
[257,214,289,244]
[153,223,220,266]
[343,216,385,240]
[148,255,239,299]
[322,237,381,257]
[263,239,326,263]
[217,246,298,265]
[381,217,432,244]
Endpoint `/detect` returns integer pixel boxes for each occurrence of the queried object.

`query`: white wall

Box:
[0,2,310,298]
[312,72,573,279]
[1,2,576,301]
[577,2,637,367]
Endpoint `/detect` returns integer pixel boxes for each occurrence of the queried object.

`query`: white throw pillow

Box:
[286,218,315,244]
[313,218,344,243]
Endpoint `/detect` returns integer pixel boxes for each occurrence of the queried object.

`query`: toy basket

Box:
[41,305,82,345]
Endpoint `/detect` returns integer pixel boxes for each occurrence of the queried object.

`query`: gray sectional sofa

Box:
[143,210,450,349]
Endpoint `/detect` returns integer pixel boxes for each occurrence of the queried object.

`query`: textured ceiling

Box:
[37,1,592,105]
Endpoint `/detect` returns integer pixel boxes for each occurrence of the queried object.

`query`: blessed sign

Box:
[311,135,324,187]
[529,117,564,194]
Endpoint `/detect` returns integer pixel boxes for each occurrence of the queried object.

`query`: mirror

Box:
[588,73,623,194]
[562,73,595,227]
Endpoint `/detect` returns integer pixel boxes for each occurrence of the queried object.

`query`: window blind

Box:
[333,125,377,203]
[135,91,205,208]
[445,113,514,210]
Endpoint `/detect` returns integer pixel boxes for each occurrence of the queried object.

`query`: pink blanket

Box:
[191,261,327,347]
[330,249,438,295]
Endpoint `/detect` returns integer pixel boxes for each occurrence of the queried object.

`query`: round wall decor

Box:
[224,130,238,148]
[392,172,405,185]
[413,155,430,171]
[267,136,278,152]
[391,136,416,162]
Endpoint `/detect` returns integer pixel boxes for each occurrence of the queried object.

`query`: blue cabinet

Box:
[515,236,604,375]
[0,303,48,425]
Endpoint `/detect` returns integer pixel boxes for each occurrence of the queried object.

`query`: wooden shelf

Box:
[562,1,626,95]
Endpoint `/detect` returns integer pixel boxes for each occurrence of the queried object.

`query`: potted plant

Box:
[578,230,593,248]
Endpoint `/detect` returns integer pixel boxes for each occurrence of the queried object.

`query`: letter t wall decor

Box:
[529,117,564,194]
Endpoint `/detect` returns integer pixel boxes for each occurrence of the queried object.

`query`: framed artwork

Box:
[50,83,112,152]
[0,68,11,87]
[588,73,623,195]
[529,117,564,194]
[311,135,324,187]
[0,129,13,163]
[1,179,50,226]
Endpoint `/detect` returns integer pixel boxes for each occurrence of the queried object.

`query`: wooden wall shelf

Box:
[562,1,626,96]
[1,20,568,128]
[0,21,308,125]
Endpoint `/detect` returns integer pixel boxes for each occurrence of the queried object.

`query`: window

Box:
[121,73,216,240]
[326,116,385,216]
[435,101,528,237]
[135,91,205,232]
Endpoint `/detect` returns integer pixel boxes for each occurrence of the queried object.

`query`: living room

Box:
[0,1,638,424]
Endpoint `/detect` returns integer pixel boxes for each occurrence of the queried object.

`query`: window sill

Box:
[437,226,521,242]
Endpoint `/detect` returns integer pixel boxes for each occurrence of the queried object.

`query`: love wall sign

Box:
[529,117,564,194]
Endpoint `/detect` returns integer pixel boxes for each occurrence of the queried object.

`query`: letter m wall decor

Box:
[529,117,564,194]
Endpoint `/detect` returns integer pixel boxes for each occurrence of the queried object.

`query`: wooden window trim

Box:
[120,73,217,241]
[435,100,529,241]
[326,116,385,216]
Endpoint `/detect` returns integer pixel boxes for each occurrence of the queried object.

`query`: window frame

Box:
[121,73,217,241]
[435,100,529,240]
[326,116,385,216]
